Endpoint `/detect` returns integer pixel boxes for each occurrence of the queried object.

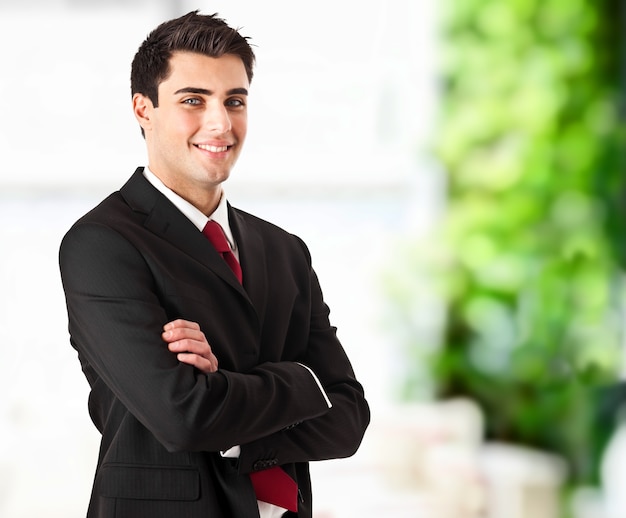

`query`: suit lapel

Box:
[229,206,268,327]
[119,168,248,299]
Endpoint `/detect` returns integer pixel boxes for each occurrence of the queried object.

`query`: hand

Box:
[162,319,218,373]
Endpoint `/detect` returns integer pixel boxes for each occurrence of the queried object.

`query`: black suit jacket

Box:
[59,168,370,518]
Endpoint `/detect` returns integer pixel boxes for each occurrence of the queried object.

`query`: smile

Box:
[195,144,230,152]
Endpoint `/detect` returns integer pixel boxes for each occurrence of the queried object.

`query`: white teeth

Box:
[197,144,228,152]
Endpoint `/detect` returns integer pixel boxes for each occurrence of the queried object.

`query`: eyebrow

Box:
[173,87,249,96]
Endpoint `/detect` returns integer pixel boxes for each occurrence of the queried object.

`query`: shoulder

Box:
[232,207,289,235]
[64,168,158,236]
[72,190,138,228]
[231,206,312,262]
[59,191,142,262]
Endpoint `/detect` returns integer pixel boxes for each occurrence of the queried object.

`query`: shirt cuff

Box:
[297,362,332,409]
[220,445,241,458]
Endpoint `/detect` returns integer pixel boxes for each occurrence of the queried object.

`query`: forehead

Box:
[160,51,249,91]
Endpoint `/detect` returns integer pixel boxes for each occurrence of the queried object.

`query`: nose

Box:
[205,102,232,133]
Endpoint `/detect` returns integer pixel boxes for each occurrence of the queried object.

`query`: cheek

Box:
[158,109,201,139]
[234,116,248,140]
[176,114,203,136]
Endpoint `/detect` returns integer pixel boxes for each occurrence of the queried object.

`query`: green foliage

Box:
[390,0,625,490]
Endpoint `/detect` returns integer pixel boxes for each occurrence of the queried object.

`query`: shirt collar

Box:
[143,167,236,250]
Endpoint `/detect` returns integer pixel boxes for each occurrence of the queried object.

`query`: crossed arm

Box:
[60,221,369,459]
[164,318,333,462]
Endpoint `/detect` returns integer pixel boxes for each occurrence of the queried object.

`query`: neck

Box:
[148,168,223,216]
[174,184,223,217]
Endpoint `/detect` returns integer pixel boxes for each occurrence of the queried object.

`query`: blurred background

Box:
[0,0,624,517]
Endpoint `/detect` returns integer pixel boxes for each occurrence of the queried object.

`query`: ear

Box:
[133,93,154,133]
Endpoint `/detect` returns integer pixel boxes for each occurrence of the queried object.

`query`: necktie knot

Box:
[202,220,243,284]
[202,220,231,253]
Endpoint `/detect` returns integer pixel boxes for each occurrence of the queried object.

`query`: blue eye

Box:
[226,98,245,108]
[183,98,201,105]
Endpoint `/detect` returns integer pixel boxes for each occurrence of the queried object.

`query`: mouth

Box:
[194,144,232,153]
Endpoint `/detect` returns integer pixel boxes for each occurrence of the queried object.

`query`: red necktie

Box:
[202,220,243,282]
[201,220,299,513]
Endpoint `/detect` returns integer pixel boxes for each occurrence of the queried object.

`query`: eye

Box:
[226,98,246,108]
[182,97,202,106]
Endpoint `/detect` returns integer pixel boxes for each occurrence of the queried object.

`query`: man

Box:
[59,10,370,518]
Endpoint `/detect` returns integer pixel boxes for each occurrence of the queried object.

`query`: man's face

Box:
[134,51,249,208]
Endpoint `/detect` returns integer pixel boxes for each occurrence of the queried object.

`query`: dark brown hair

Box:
[131,10,255,107]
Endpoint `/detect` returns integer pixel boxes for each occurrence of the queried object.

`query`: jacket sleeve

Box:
[59,221,332,453]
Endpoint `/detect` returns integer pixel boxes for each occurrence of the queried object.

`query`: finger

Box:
[162,327,206,344]
[177,352,219,373]
[167,337,211,354]
[163,319,201,332]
